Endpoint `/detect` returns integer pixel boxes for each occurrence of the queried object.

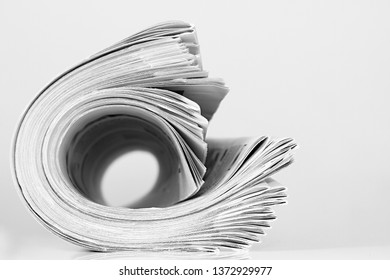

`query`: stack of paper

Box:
[13,21,297,252]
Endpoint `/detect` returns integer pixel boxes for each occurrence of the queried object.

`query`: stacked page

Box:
[13,21,297,253]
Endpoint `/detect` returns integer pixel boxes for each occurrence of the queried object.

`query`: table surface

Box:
[1,228,389,260]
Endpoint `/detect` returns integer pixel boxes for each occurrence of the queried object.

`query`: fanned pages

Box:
[12,21,297,252]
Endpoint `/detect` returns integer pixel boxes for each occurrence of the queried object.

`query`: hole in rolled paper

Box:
[63,113,182,208]
[100,150,159,207]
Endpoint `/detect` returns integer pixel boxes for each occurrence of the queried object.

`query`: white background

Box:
[1,0,389,259]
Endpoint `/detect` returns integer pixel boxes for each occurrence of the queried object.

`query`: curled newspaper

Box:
[12,21,297,252]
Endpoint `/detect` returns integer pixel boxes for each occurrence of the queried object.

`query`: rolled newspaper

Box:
[12,21,297,252]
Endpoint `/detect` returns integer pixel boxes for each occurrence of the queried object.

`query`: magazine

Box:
[13,21,297,252]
